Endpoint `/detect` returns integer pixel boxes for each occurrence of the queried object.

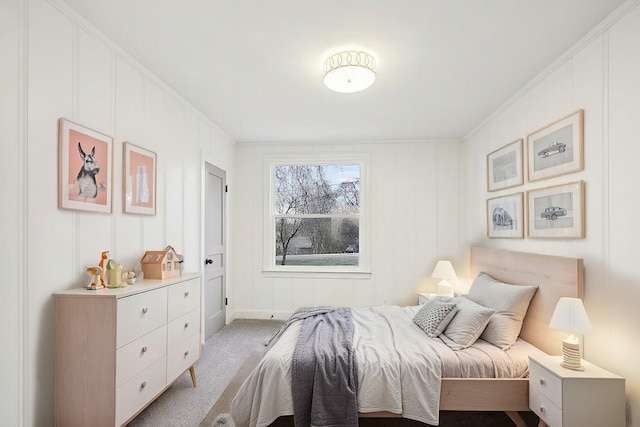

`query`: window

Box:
[263,155,369,275]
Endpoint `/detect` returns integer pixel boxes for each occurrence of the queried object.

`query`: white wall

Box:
[464,3,640,421]
[0,0,25,425]
[230,141,466,319]
[1,0,236,425]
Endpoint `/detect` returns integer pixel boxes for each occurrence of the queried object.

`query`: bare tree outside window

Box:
[274,164,360,266]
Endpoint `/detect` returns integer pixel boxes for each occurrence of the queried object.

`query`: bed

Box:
[228,247,584,427]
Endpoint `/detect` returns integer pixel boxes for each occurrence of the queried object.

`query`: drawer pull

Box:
[140,381,147,389]
[539,405,545,413]
[539,378,545,386]
[141,346,148,353]
[184,350,189,357]
[184,291,189,297]
[142,307,148,314]
[184,322,189,329]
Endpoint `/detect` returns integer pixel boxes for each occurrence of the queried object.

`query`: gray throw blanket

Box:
[291,307,358,427]
[265,306,335,348]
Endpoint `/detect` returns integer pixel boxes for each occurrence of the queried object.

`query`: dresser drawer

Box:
[530,387,562,427]
[167,334,200,384]
[116,325,167,388]
[117,288,168,348]
[168,278,200,321]
[116,356,167,426]
[168,308,200,350]
[529,359,562,407]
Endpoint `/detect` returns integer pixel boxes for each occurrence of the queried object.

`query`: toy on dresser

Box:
[85,266,103,290]
[86,250,128,289]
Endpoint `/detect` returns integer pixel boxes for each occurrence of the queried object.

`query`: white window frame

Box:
[262,153,370,278]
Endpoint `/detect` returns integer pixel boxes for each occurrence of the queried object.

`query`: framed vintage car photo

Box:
[527,109,584,182]
[487,192,524,238]
[527,181,585,238]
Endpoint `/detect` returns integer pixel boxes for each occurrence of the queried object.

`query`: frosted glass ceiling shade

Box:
[323,50,377,93]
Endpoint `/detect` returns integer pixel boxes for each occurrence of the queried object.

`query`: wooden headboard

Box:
[470,247,584,355]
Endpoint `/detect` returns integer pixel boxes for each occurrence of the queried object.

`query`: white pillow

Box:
[413,301,458,337]
[441,297,495,350]
[466,272,538,350]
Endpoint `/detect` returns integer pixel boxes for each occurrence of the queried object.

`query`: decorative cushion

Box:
[466,272,538,350]
[413,301,458,337]
[441,297,495,350]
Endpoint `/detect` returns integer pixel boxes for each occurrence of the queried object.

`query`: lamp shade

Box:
[549,297,592,334]
[431,260,457,280]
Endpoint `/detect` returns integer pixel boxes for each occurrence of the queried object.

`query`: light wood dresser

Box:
[54,274,201,427]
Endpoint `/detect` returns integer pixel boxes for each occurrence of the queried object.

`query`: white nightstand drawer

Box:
[117,288,168,348]
[166,334,200,383]
[529,358,563,406]
[116,356,167,426]
[530,388,562,427]
[116,325,167,388]
[168,278,200,321]
[167,308,200,350]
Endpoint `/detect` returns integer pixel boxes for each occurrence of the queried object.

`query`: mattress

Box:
[230,305,546,427]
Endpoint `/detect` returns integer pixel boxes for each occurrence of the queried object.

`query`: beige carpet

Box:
[201,348,540,427]
[200,349,267,426]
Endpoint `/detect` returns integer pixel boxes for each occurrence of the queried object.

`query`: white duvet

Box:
[229,305,541,427]
[230,305,443,427]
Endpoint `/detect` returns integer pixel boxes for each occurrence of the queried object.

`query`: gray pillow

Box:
[466,272,538,350]
[441,297,495,350]
[413,301,458,337]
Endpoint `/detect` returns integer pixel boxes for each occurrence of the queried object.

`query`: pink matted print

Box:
[123,142,156,215]
[59,118,112,213]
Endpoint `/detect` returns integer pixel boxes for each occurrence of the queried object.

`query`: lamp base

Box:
[560,340,584,371]
[436,280,454,297]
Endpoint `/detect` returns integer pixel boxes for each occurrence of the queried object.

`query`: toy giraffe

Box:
[99,251,109,286]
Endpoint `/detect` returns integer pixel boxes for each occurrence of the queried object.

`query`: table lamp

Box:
[549,297,592,371]
[431,260,457,297]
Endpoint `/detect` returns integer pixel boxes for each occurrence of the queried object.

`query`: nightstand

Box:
[529,354,625,427]
[418,292,438,305]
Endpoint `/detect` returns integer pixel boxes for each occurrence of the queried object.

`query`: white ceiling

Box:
[59,0,625,144]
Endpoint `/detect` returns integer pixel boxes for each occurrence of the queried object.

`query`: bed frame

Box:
[361,246,584,426]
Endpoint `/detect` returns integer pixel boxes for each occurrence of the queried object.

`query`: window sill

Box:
[262,270,372,280]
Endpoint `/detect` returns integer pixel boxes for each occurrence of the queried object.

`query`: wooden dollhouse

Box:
[140,245,182,279]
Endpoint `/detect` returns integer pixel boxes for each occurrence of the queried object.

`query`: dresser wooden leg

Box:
[537,419,549,427]
[189,365,197,387]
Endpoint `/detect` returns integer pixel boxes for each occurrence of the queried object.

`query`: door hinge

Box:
[225,185,228,193]
[225,297,228,306]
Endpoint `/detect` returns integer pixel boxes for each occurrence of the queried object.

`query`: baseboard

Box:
[228,309,293,321]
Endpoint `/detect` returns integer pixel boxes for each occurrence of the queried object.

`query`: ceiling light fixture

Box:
[323,50,377,93]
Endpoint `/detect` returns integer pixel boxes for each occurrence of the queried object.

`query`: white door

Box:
[204,162,226,338]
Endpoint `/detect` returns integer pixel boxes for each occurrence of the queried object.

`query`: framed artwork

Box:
[527,181,585,239]
[123,142,157,215]
[487,192,524,238]
[527,109,584,182]
[58,118,112,213]
[487,139,524,192]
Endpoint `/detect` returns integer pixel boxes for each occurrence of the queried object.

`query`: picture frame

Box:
[527,181,585,239]
[58,118,112,213]
[487,139,524,192]
[487,192,524,238]
[123,142,157,215]
[527,109,584,182]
